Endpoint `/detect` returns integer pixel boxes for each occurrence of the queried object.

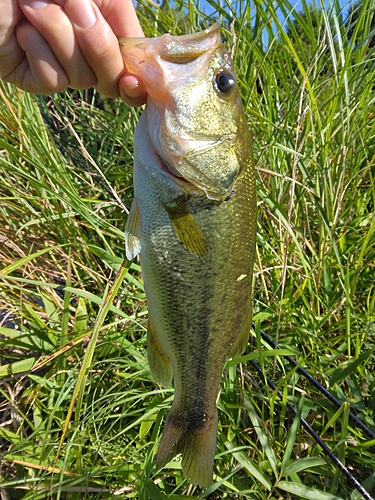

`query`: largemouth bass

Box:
[119,23,256,488]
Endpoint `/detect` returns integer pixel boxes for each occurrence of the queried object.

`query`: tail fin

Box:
[156,407,218,488]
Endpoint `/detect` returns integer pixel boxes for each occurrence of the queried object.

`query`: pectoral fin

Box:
[147,315,173,387]
[164,199,208,258]
[125,199,141,260]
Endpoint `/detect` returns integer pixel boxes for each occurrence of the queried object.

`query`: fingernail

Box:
[70,0,96,29]
[124,84,142,100]
[121,75,146,98]
[23,0,49,8]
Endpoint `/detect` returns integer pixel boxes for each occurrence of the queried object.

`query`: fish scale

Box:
[120,23,257,488]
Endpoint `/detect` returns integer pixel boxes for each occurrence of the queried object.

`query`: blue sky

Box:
[195,0,356,48]
[278,0,353,17]
[200,0,354,20]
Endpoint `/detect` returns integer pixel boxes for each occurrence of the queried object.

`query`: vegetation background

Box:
[1,0,375,498]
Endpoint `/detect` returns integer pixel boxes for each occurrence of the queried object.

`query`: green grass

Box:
[1,0,375,498]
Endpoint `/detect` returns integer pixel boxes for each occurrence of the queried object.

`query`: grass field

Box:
[1,0,375,498]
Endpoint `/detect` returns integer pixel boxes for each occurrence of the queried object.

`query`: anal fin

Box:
[147,316,173,387]
[228,308,251,359]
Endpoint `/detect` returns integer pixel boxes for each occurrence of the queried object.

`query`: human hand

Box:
[0,0,146,106]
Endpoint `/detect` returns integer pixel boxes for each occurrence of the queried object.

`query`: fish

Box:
[119,23,257,488]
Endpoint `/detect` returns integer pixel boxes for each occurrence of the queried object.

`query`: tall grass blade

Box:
[55,260,130,462]
[244,394,278,477]
[278,481,344,499]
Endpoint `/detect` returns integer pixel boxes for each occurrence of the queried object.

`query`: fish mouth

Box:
[159,23,221,63]
[119,23,222,104]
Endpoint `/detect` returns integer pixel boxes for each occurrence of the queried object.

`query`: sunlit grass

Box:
[1,0,375,498]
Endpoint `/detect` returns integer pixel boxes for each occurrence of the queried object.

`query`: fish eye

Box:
[214,71,236,95]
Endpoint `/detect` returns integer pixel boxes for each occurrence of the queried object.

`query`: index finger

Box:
[63,0,146,102]
[98,0,144,38]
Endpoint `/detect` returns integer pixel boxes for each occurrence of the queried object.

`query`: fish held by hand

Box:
[120,23,257,488]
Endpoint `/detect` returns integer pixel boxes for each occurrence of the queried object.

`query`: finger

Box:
[60,0,127,97]
[96,0,147,103]
[63,0,147,101]
[15,21,69,93]
[0,1,24,80]
[98,0,144,38]
[19,0,97,90]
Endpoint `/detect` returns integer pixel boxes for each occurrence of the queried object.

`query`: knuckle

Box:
[68,69,97,90]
